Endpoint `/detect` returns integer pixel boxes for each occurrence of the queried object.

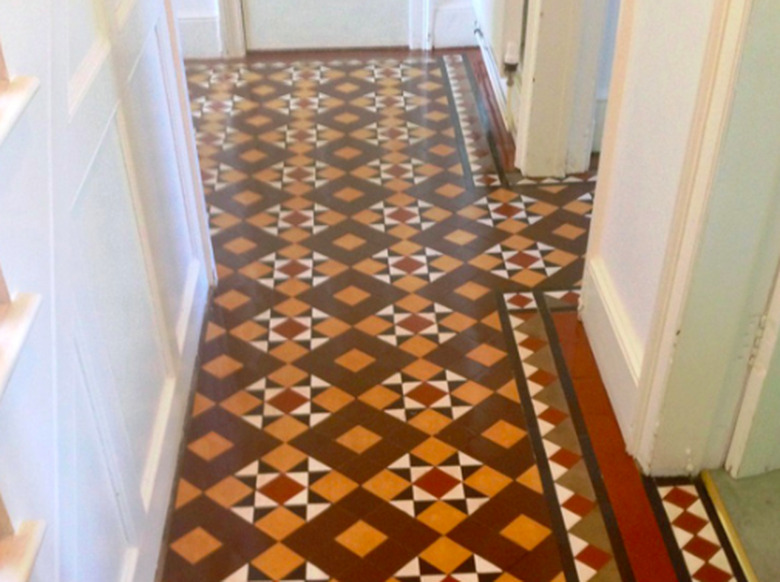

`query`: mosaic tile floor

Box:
[161,52,744,582]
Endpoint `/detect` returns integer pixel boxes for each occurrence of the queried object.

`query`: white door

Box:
[57,0,212,580]
[243,0,411,50]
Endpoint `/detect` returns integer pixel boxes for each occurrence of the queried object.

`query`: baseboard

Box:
[432,0,479,48]
[581,257,643,441]
[176,14,223,59]
[474,29,510,133]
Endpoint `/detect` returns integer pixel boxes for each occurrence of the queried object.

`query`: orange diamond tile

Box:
[500,515,551,550]
[188,431,233,461]
[335,348,375,372]
[482,420,527,448]
[255,507,305,541]
[336,521,388,558]
[336,425,382,454]
[202,354,243,379]
[419,537,472,573]
[170,527,222,564]
[417,501,468,534]
[206,476,253,508]
[251,543,304,580]
[466,344,506,367]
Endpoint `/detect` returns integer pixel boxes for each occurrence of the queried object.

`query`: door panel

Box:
[71,121,170,476]
[243,0,410,50]
[120,30,197,348]
[57,0,212,580]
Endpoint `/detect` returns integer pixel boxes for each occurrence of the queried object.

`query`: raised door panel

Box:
[120,27,200,352]
[70,121,171,479]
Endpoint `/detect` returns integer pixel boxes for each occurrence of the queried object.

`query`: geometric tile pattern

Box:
[504,294,622,581]
[656,483,742,582]
[162,52,602,582]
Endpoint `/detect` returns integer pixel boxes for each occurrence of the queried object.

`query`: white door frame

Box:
[726,259,780,476]
[625,0,754,467]
[219,0,247,57]
[218,0,432,56]
[513,0,608,177]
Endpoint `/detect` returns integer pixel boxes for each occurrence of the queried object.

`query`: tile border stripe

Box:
[496,291,580,582]
[535,291,637,582]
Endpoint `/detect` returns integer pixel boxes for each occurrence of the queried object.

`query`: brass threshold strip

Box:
[701,470,761,582]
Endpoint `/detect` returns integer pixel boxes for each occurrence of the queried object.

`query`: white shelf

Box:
[0,77,40,147]
[0,521,45,582]
[0,294,41,404]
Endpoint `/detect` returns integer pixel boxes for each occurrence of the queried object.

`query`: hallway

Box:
[160,52,745,582]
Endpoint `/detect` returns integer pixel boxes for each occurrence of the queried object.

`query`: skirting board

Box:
[176,14,222,59]
[581,257,643,442]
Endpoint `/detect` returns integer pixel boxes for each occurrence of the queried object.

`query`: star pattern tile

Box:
[161,53,623,582]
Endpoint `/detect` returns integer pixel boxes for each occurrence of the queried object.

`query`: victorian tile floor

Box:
[161,51,746,582]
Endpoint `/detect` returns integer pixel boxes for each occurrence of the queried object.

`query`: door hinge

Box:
[748,315,768,367]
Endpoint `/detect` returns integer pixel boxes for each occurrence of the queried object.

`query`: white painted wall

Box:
[0,1,212,580]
